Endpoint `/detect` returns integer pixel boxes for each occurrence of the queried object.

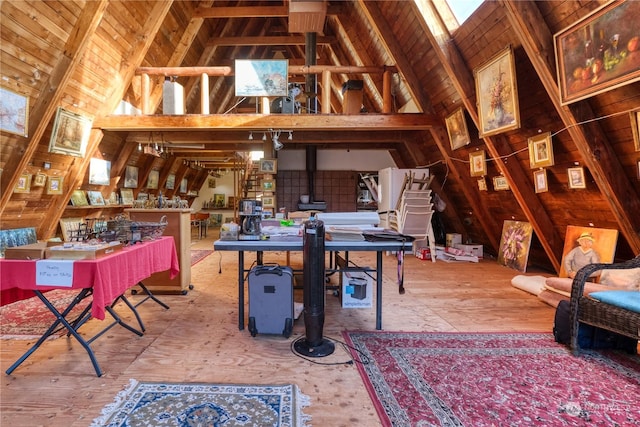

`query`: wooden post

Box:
[141,73,150,114]
[200,73,209,114]
[383,69,392,114]
[321,70,331,114]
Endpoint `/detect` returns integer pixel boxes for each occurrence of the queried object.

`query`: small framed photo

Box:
[259,158,278,174]
[568,167,586,189]
[493,175,510,191]
[70,189,89,206]
[445,107,471,150]
[477,177,487,191]
[180,178,188,193]
[14,173,31,193]
[124,165,138,188]
[120,188,134,205]
[87,190,105,206]
[208,177,217,188]
[631,110,640,152]
[146,170,159,189]
[47,176,64,195]
[469,150,486,177]
[89,158,111,185]
[528,132,554,168]
[262,196,275,207]
[533,169,548,193]
[262,179,275,192]
[166,173,176,190]
[48,107,92,158]
[33,172,47,188]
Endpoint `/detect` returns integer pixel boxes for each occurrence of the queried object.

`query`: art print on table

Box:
[0,87,29,137]
[70,190,89,206]
[554,1,640,105]
[87,190,105,206]
[120,188,134,205]
[48,107,91,158]
[89,158,111,185]
[474,47,520,137]
[445,107,471,150]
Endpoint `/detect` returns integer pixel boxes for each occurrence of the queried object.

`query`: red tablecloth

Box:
[0,237,179,320]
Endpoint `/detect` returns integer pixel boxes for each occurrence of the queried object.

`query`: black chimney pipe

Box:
[306,145,317,202]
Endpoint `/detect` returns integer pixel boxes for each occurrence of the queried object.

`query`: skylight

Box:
[447,0,484,24]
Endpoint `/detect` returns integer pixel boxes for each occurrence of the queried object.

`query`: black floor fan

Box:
[293,217,335,357]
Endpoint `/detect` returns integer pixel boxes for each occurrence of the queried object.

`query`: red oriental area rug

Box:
[343,331,639,427]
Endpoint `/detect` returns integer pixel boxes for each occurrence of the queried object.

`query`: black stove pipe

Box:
[306,145,317,202]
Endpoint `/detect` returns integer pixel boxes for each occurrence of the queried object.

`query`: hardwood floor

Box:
[0,235,555,426]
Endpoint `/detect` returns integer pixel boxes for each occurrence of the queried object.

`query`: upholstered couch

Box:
[569,255,640,354]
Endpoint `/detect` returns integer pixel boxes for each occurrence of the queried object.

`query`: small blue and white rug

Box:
[91,379,311,427]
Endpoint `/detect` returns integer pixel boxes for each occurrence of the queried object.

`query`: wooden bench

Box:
[569,254,640,354]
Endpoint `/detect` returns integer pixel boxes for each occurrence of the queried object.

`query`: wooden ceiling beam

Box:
[193,6,288,18]
[208,36,336,47]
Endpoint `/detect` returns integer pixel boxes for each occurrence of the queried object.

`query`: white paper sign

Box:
[35,260,74,287]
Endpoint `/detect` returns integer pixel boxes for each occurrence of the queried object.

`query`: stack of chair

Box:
[389,171,437,262]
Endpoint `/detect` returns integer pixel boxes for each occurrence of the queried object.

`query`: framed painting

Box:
[493,175,510,191]
[89,158,111,185]
[477,177,487,191]
[259,158,278,174]
[568,167,586,189]
[262,196,275,208]
[180,178,188,193]
[146,170,159,189]
[214,193,225,208]
[533,169,548,193]
[497,220,534,272]
[70,190,88,206]
[120,188,134,205]
[124,165,138,188]
[528,132,554,168]
[33,172,47,188]
[14,173,31,193]
[87,190,105,206]
[48,107,92,157]
[631,110,640,152]
[235,59,288,97]
[166,173,176,190]
[554,1,640,105]
[261,180,275,192]
[469,150,486,177]
[208,177,216,188]
[559,225,619,278]
[47,176,63,195]
[445,107,471,150]
[0,87,28,137]
[474,47,520,137]
[59,217,83,242]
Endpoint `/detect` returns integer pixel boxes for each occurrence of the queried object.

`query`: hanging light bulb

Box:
[262,132,267,141]
[288,131,293,140]
[138,142,142,151]
[248,132,253,140]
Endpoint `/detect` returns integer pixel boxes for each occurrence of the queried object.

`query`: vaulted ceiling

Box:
[1,1,639,271]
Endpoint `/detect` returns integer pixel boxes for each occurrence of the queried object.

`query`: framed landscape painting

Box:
[474,47,520,137]
[568,167,586,189]
[0,87,28,137]
[89,158,111,185]
[48,107,92,158]
[554,1,640,105]
[235,60,288,97]
[445,107,471,150]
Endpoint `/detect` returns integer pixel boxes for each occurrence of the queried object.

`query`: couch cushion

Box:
[588,291,640,314]
[598,268,640,290]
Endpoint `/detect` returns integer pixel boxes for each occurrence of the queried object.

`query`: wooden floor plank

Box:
[1,236,556,426]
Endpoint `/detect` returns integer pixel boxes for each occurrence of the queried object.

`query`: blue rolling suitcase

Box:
[248,265,294,338]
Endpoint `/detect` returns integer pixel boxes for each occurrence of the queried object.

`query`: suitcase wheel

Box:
[283,318,293,338]
[248,317,257,337]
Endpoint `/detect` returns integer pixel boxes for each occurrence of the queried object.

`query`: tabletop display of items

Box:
[105,214,168,245]
[46,241,123,259]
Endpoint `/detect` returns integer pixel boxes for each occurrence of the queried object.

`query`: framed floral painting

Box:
[474,47,520,137]
[497,220,533,272]
[469,150,487,177]
[445,107,471,150]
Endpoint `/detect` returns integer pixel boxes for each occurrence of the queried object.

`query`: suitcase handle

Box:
[253,264,283,276]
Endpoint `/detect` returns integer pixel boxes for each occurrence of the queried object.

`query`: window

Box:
[447,0,483,25]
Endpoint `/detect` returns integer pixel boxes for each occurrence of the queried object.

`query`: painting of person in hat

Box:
[564,232,601,279]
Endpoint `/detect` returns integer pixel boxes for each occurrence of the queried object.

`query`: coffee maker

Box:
[239,199,262,240]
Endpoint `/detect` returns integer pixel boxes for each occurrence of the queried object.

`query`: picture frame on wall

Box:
[631,110,640,152]
[261,180,275,192]
[474,47,520,137]
[477,177,487,191]
[554,1,640,105]
[568,167,586,189]
[32,172,47,188]
[47,176,63,195]
[48,107,92,158]
[0,87,29,137]
[214,193,225,208]
[259,158,278,174]
[262,196,275,208]
[469,150,487,177]
[533,169,548,193]
[235,59,288,97]
[124,165,138,188]
[445,107,471,150]
[14,173,31,193]
[180,178,188,193]
[166,173,175,190]
[89,158,111,185]
[493,175,510,191]
[528,132,554,168]
[146,170,159,189]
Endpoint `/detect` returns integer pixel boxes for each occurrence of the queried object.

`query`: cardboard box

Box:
[4,242,61,260]
[415,248,431,260]
[341,270,372,308]
[46,242,123,260]
[454,243,483,258]
[446,233,462,247]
